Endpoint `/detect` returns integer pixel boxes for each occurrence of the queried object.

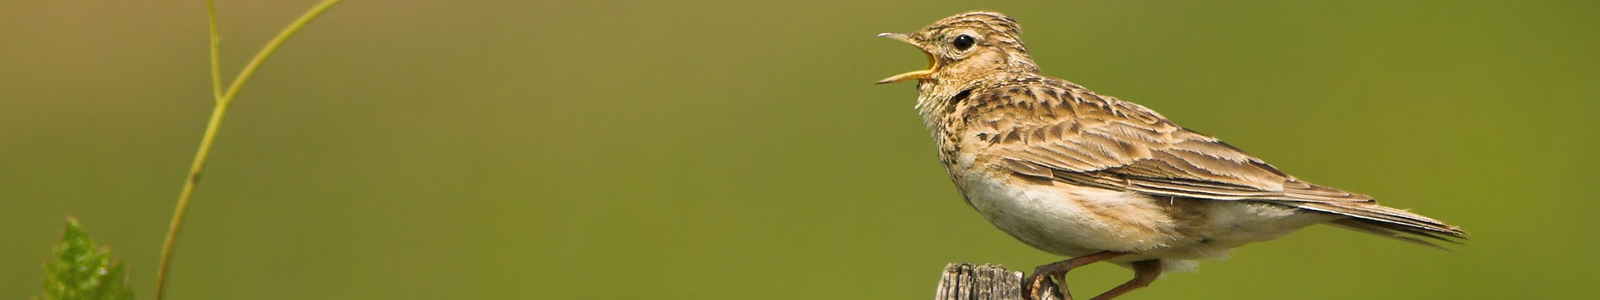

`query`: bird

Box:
[875,11,1465,300]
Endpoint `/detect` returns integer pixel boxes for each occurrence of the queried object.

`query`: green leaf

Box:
[40,217,133,300]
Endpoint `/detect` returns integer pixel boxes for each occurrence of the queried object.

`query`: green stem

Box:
[206,0,221,101]
[154,1,344,299]
[217,0,345,104]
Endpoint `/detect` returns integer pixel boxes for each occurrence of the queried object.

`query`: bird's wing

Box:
[962,78,1463,238]
[964,78,1354,202]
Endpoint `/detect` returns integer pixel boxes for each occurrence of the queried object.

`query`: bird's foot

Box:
[1023,268,1070,300]
[1022,251,1130,300]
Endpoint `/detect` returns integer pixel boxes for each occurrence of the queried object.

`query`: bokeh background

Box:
[3,0,1597,299]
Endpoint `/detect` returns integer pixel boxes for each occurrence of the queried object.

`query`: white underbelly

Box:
[959,173,1181,256]
[956,171,1337,264]
[1194,202,1340,249]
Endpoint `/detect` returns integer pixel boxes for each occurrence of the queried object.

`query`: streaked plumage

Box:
[877,11,1464,300]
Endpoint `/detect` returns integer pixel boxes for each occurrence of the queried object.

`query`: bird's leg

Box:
[1088,259,1162,300]
[1024,251,1129,300]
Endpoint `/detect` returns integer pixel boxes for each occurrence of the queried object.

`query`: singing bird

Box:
[875,11,1464,300]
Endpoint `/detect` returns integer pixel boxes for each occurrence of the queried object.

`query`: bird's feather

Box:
[953,77,1465,242]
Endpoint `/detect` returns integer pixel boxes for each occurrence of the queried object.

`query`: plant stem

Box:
[217,0,345,104]
[154,1,344,299]
[206,0,221,102]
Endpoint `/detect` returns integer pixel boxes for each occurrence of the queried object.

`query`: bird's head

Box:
[876,11,1039,85]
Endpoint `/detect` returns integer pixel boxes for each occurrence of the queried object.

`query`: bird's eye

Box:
[952,34,975,51]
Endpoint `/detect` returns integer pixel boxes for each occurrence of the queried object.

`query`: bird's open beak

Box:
[876,33,937,84]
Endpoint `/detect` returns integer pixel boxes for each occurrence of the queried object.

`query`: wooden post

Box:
[935,263,1063,300]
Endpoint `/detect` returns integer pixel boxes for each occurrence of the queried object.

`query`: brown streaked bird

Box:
[876,11,1465,300]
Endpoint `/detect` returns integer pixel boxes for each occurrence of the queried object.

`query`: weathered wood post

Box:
[935,263,1063,300]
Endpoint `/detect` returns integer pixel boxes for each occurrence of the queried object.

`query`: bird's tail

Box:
[1293,202,1466,249]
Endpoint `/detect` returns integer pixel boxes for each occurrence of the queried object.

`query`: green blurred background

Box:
[2,0,1597,299]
